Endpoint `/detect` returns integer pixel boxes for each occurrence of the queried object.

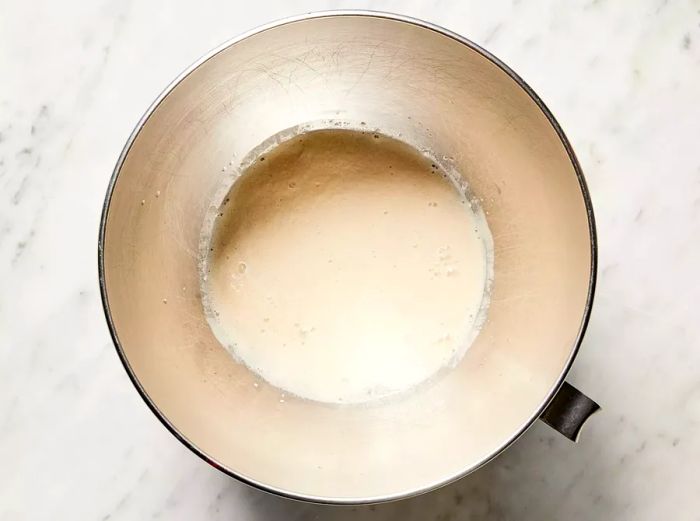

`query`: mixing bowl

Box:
[99,11,599,504]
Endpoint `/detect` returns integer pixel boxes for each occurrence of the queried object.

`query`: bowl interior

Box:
[101,13,593,501]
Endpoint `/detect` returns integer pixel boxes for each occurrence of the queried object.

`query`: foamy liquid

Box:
[202,128,493,404]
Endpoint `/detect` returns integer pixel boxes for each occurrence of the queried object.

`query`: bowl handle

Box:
[539,381,600,442]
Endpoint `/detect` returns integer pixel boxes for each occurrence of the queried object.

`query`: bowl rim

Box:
[98,9,598,505]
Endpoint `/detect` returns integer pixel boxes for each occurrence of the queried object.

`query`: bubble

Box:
[238,262,247,273]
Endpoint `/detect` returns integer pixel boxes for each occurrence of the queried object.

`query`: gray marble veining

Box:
[1,0,699,519]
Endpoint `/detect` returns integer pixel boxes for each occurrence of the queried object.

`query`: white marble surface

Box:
[1,0,699,519]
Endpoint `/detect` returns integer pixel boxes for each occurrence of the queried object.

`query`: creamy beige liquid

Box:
[204,129,492,404]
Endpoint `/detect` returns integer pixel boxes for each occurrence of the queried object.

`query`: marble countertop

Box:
[2,0,699,519]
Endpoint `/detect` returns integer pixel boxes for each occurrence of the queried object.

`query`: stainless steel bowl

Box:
[99,11,598,504]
